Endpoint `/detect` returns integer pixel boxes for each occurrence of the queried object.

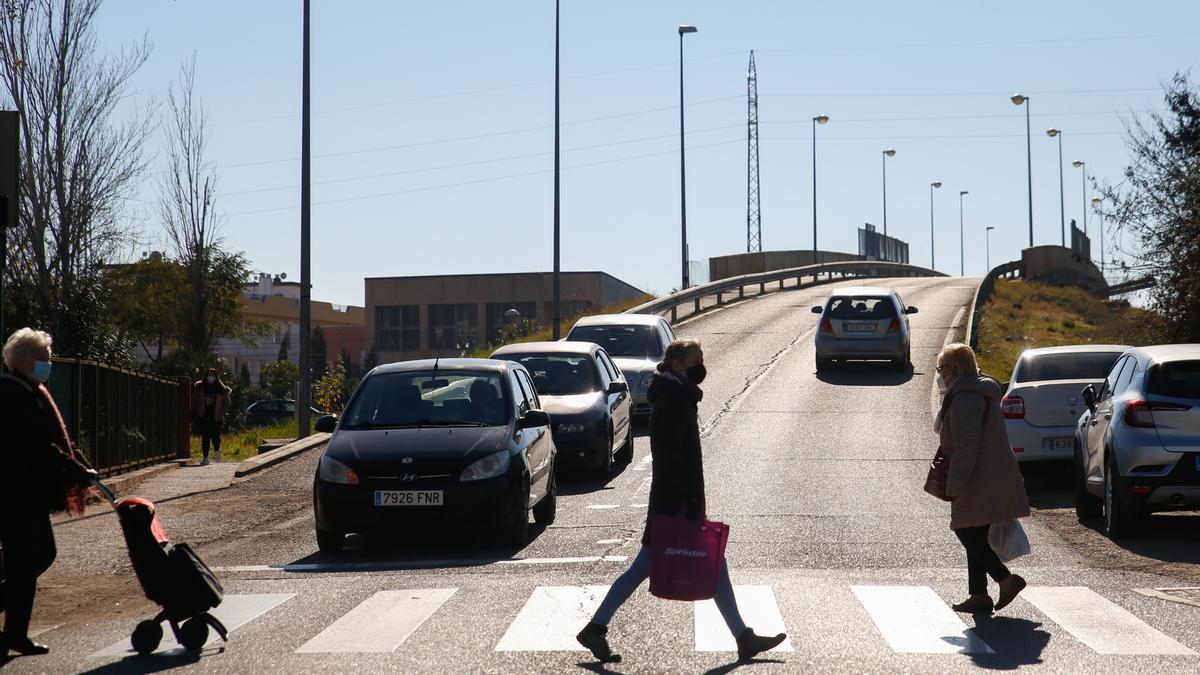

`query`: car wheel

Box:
[615,423,634,464]
[507,486,531,546]
[533,468,557,525]
[315,527,345,554]
[816,356,831,372]
[1073,443,1102,520]
[1103,455,1136,539]
[597,428,615,479]
[890,357,906,372]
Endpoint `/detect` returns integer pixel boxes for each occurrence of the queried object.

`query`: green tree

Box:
[106,256,187,364]
[277,328,291,362]
[261,359,299,400]
[1100,73,1200,342]
[238,363,252,388]
[312,358,348,414]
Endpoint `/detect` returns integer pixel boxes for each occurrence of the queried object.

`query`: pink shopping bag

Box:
[648,513,730,601]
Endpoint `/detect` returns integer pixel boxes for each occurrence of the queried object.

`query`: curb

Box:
[100,459,187,497]
[234,433,330,478]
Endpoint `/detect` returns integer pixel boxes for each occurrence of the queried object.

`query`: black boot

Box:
[736,628,786,660]
[5,636,50,656]
[576,622,621,663]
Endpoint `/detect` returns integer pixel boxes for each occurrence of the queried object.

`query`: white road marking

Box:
[92,593,296,657]
[1021,586,1196,655]
[641,455,653,463]
[495,586,608,651]
[852,586,994,654]
[211,556,627,574]
[694,585,793,652]
[596,538,623,545]
[295,588,457,653]
[586,504,620,510]
[630,503,647,508]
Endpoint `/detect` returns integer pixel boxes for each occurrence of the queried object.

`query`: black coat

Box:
[641,372,705,545]
[0,374,92,515]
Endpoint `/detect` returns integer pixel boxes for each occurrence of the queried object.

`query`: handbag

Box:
[648,513,729,601]
[924,395,991,501]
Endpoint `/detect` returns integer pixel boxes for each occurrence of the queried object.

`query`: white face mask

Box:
[935,372,948,393]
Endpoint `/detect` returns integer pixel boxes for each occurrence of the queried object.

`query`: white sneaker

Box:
[200,457,210,466]
[214,450,222,463]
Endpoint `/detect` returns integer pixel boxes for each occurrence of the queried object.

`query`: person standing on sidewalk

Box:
[192,367,231,465]
[935,343,1031,614]
[0,328,96,660]
[577,338,786,664]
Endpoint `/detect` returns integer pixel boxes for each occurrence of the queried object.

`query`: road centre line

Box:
[930,304,969,415]
[210,556,629,574]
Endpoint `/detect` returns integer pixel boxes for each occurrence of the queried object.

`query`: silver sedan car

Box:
[811,286,917,371]
[565,313,677,418]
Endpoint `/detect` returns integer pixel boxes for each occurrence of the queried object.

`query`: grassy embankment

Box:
[467,294,655,358]
[976,278,1161,382]
[188,419,298,463]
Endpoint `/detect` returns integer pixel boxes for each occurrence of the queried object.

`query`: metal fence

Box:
[47,358,188,475]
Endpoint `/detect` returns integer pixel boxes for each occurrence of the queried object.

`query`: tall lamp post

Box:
[881,148,896,240]
[1046,128,1066,246]
[1092,196,1105,273]
[678,24,697,290]
[1011,94,1033,247]
[985,226,995,271]
[929,180,942,271]
[298,0,312,438]
[551,0,561,339]
[1072,159,1088,237]
[812,114,829,261]
[958,190,969,277]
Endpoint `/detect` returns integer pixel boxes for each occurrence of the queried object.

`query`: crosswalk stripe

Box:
[495,586,608,651]
[1021,586,1196,655]
[694,585,793,652]
[91,593,296,657]
[852,586,994,654]
[295,588,457,653]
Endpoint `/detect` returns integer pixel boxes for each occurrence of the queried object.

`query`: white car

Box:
[1001,345,1127,462]
[565,314,677,418]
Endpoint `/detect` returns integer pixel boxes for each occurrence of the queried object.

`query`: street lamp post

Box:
[812,114,829,261]
[1092,196,1105,273]
[1011,94,1033,247]
[959,190,968,277]
[1047,128,1066,246]
[986,226,995,271]
[929,181,942,271]
[882,148,896,241]
[1072,159,1088,237]
[678,24,697,290]
[298,0,312,438]
[552,0,561,339]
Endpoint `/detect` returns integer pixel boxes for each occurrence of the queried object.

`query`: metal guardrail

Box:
[1105,275,1155,297]
[965,260,1024,351]
[625,260,947,323]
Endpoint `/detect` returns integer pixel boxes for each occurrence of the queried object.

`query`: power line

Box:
[765,130,1124,142]
[766,109,1160,124]
[763,87,1158,98]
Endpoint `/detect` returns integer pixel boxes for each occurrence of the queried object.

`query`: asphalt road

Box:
[13,276,1200,674]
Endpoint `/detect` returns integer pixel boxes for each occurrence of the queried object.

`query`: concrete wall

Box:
[709,250,864,282]
[1021,245,1108,294]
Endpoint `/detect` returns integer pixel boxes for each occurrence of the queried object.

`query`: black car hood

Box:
[541,393,605,419]
[325,425,509,477]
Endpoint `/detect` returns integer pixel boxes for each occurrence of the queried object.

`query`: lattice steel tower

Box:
[746,50,762,252]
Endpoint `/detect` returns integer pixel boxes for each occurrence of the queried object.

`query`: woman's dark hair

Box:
[657,338,702,372]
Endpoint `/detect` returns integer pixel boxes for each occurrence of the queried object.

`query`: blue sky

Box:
[98,1,1200,306]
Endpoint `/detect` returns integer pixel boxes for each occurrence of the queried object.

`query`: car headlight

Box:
[638,373,655,390]
[318,454,359,484]
[460,450,510,481]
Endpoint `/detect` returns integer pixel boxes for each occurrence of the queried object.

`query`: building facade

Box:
[365,271,647,362]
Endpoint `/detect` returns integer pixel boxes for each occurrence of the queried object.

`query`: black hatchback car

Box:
[312,358,557,552]
[491,341,632,478]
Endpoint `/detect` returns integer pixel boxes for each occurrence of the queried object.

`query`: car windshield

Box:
[1147,360,1200,399]
[568,325,660,359]
[506,354,601,395]
[826,296,895,319]
[1015,352,1123,383]
[341,371,508,428]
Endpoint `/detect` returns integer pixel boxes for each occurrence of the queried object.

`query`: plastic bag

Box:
[988,519,1031,562]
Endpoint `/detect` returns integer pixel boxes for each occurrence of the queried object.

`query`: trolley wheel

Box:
[131,620,163,655]
[178,617,210,652]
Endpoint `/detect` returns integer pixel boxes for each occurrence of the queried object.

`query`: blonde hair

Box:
[3,327,53,372]
[938,342,979,378]
[657,338,702,372]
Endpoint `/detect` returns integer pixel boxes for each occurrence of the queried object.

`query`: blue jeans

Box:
[591,545,747,635]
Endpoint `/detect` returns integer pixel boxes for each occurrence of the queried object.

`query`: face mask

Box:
[32,360,52,382]
[206,375,216,384]
[935,372,948,393]
[685,363,707,385]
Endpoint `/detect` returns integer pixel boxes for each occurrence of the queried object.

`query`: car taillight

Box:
[887,318,901,333]
[820,318,833,332]
[1001,395,1025,419]
[1123,399,1192,428]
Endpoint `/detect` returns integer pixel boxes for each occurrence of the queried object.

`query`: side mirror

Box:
[607,380,629,395]
[314,415,338,433]
[1081,385,1096,412]
[905,306,919,315]
[811,306,823,314]
[518,409,552,429]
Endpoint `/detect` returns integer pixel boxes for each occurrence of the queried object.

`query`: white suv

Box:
[1074,344,1200,538]
[1000,345,1126,462]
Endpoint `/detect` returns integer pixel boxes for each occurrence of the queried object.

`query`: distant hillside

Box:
[976,279,1162,382]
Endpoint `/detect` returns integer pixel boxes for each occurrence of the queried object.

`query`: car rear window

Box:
[505,354,601,395]
[826,296,895,319]
[1146,360,1200,399]
[567,325,661,359]
[1014,352,1122,383]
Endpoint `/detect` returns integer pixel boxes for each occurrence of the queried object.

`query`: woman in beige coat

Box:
[935,343,1031,614]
